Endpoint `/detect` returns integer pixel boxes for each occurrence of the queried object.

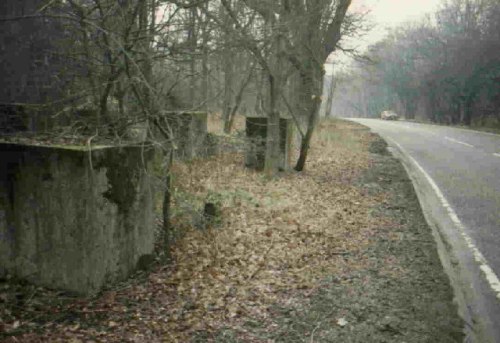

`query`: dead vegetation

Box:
[0,118,461,342]
[163,119,381,339]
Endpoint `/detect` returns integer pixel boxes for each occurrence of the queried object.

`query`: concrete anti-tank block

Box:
[245,117,293,171]
[0,143,156,295]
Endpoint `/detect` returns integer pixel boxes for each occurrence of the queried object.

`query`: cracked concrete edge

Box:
[382,139,492,343]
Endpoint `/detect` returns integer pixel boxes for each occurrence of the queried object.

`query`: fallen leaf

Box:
[11,320,20,330]
[337,318,348,327]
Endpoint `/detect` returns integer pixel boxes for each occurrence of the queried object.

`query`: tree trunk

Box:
[161,151,173,258]
[264,74,281,176]
[295,96,321,171]
[262,13,284,177]
[223,61,254,133]
[254,70,266,115]
[293,0,352,171]
[324,73,336,117]
[201,3,209,112]
[188,7,198,107]
[221,3,234,127]
[222,59,234,128]
[294,60,324,171]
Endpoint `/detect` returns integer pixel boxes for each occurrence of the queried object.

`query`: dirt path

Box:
[0,119,463,342]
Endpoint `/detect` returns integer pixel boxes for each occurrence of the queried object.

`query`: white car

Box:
[381,110,399,120]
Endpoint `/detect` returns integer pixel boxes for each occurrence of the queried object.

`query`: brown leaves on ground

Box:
[1,119,396,342]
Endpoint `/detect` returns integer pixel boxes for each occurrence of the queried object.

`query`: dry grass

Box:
[161,118,389,341]
[4,118,396,342]
[206,113,246,134]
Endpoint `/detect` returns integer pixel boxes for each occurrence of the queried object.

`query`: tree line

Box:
[329,0,500,128]
[0,0,359,174]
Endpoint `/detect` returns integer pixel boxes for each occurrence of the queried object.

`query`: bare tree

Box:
[280,0,352,171]
[210,0,353,173]
[337,0,500,127]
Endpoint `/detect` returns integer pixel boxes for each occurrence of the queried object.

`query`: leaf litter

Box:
[0,119,462,342]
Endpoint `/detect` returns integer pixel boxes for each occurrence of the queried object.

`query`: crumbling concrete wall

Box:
[245,117,293,170]
[0,143,156,295]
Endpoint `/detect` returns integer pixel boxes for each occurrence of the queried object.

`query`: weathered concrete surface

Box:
[0,143,156,295]
[245,117,293,170]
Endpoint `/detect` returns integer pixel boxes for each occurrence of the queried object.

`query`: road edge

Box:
[383,137,492,343]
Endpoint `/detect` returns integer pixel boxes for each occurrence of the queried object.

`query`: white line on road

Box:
[388,138,500,300]
[445,136,475,148]
[453,127,500,138]
[494,153,500,158]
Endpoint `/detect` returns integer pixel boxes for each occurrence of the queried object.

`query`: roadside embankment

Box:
[1,119,464,342]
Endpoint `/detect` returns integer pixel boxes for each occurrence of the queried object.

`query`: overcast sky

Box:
[351,0,442,44]
[325,0,442,70]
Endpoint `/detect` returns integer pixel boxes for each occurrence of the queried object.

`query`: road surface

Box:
[348,118,500,343]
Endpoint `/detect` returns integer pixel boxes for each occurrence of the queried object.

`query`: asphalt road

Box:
[347,118,500,343]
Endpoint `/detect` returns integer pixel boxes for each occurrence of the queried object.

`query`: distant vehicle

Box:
[381,110,399,120]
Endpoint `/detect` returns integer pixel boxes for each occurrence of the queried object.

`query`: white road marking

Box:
[388,138,500,300]
[397,119,500,137]
[374,120,439,136]
[453,127,500,138]
[494,153,500,158]
[445,136,474,148]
